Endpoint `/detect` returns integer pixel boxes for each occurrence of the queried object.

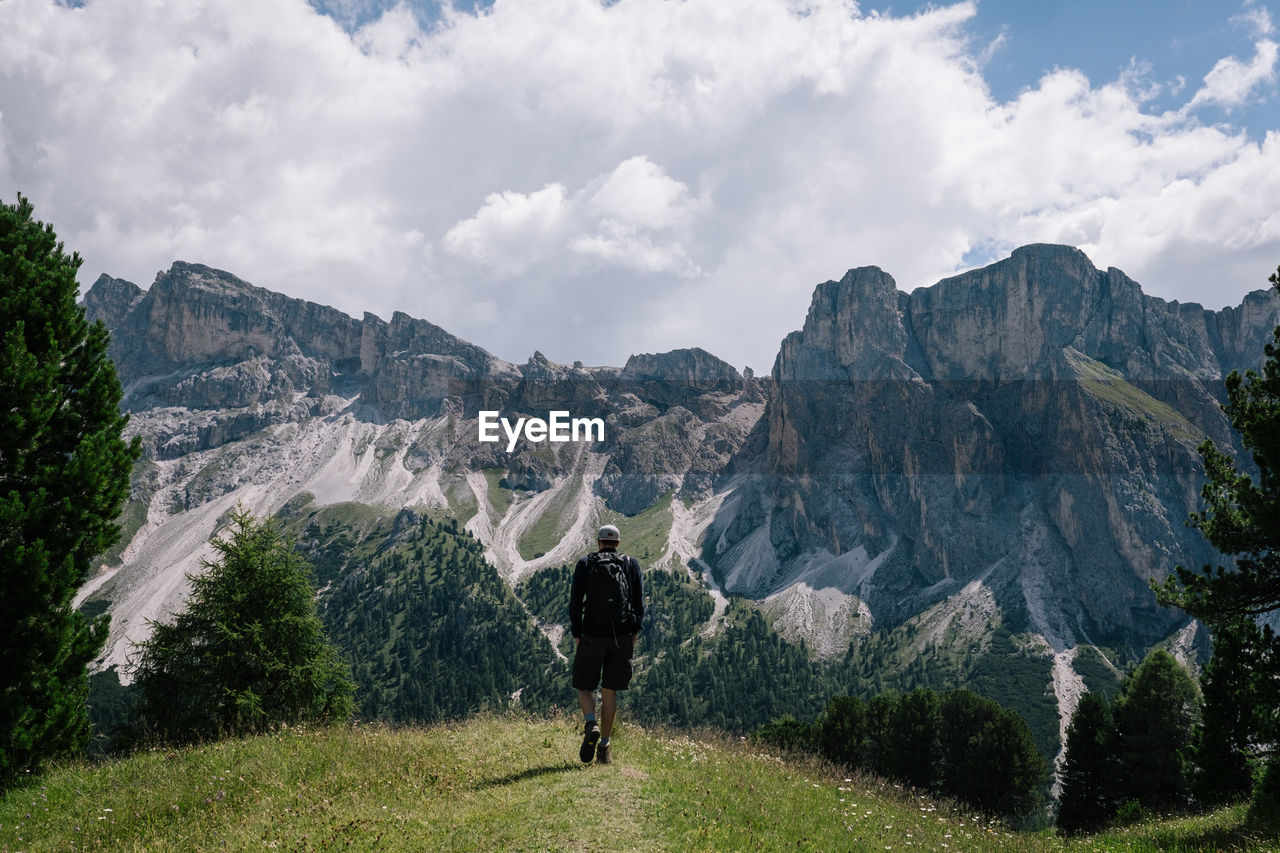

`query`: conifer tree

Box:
[1194,617,1264,805]
[0,196,139,786]
[1155,265,1280,817]
[1057,692,1117,834]
[979,707,1049,819]
[818,694,869,769]
[752,715,817,752]
[884,687,943,790]
[131,510,354,743]
[1111,650,1202,813]
[864,690,901,778]
[940,689,1047,819]
[1157,266,1280,624]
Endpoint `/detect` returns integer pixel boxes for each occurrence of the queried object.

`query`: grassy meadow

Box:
[1,715,1273,852]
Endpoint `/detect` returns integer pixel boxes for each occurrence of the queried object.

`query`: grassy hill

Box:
[1,716,1272,852]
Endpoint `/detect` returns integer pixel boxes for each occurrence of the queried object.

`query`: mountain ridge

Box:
[77,244,1280,769]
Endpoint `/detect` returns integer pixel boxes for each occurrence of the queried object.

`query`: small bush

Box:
[752,715,817,753]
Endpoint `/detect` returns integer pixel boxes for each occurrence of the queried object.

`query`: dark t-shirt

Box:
[569,548,644,638]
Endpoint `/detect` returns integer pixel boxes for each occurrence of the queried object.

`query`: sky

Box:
[1,0,1278,373]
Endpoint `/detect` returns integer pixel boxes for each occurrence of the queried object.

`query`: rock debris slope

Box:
[716,245,1277,711]
[78,261,763,673]
[79,248,1278,738]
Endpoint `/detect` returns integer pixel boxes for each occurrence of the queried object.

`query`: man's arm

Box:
[628,556,644,638]
[569,557,587,640]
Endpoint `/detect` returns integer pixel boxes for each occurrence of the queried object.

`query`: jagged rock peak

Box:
[732,242,1280,652]
[151,260,266,298]
[385,309,490,355]
[621,347,742,392]
[779,244,1279,383]
[83,274,143,330]
[797,265,908,369]
[134,262,364,367]
[909,243,1279,380]
[906,244,1110,379]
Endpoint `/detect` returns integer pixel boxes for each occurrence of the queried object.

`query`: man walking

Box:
[570,523,644,765]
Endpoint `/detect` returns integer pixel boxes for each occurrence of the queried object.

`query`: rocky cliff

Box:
[711,244,1277,662]
[78,246,1279,759]
[78,260,765,677]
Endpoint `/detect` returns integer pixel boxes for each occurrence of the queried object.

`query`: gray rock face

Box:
[620,347,744,416]
[622,347,742,390]
[358,310,521,420]
[83,246,1279,665]
[710,243,1279,649]
[83,274,143,330]
[85,260,764,500]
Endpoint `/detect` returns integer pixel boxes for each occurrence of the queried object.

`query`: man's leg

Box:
[599,688,618,738]
[578,688,601,763]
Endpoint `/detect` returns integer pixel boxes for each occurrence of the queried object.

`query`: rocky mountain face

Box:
[85,261,760,488]
[78,247,1279,758]
[78,261,765,676]
[704,245,1277,747]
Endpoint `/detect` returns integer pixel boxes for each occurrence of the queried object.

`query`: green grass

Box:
[1073,645,1124,700]
[600,492,675,563]
[518,485,677,564]
[4,716,1271,852]
[96,498,150,568]
[274,497,414,590]
[1078,804,1278,852]
[517,475,586,561]
[278,495,386,531]
[444,474,479,526]
[482,468,512,519]
[1065,349,1200,441]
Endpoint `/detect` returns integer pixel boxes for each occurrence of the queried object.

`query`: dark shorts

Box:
[572,634,634,691]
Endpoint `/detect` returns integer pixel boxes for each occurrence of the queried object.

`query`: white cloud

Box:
[443,156,702,277]
[1187,39,1279,110]
[588,156,700,231]
[1233,0,1275,37]
[568,226,699,276]
[442,183,571,276]
[0,0,1278,372]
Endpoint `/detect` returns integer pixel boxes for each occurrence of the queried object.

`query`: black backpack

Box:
[584,551,637,632]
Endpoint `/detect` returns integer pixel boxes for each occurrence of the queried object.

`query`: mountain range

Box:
[76,243,1280,765]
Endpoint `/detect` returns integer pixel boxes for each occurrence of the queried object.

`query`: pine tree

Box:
[1154,265,1280,818]
[864,690,901,778]
[752,715,817,753]
[1057,692,1117,834]
[884,687,943,790]
[938,688,997,798]
[131,510,354,743]
[0,196,140,786]
[940,689,1047,819]
[1111,650,1202,813]
[977,706,1049,819]
[1194,618,1264,805]
[1156,265,1280,623]
[817,694,869,769]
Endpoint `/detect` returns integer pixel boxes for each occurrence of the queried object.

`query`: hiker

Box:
[570,523,644,765]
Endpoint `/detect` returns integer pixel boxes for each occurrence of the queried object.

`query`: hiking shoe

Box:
[579,721,600,763]
[596,741,611,765]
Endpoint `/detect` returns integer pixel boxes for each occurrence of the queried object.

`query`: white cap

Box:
[597,524,620,542]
